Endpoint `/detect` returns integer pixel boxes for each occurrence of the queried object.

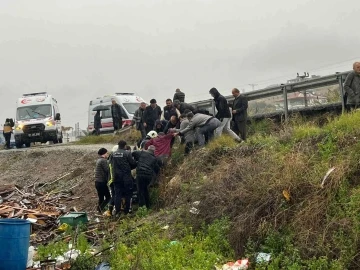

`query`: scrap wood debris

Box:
[0,184,81,244]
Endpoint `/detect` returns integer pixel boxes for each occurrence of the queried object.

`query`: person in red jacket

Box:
[144,132,174,166]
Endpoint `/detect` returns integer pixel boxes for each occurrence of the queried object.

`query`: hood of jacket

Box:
[209,88,220,99]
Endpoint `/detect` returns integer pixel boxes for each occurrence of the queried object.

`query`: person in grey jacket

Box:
[175,112,220,146]
[95,148,111,213]
[132,102,147,139]
[344,62,360,110]
[175,114,196,154]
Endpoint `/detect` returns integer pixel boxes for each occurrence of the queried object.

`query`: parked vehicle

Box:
[87,93,146,134]
[14,92,63,148]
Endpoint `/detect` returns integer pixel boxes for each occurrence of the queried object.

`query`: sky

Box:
[0,0,359,129]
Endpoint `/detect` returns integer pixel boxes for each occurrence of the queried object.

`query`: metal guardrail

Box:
[188,70,352,120]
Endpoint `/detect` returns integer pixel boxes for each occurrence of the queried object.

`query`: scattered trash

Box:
[26,217,38,224]
[162,225,169,230]
[169,241,179,246]
[58,223,70,232]
[192,201,200,206]
[216,259,249,270]
[59,212,88,227]
[27,246,35,268]
[256,252,271,263]
[95,262,111,270]
[217,259,249,270]
[282,190,291,201]
[39,259,56,269]
[321,167,336,188]
[189,207,199,215]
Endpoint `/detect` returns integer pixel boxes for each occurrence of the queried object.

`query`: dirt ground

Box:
[0,144,115,212]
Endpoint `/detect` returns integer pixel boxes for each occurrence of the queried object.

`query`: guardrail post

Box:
[211,100,216,116]
[337,74,346,114]
[283,85,289,121]
[304,91,308,107]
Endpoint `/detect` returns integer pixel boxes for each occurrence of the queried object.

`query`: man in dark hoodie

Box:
[154,119,167,133]
[132,145,160,208]
[209,88,241,142]
[143,99,162,133]
[95,148,110,213]
[111,140,137,217]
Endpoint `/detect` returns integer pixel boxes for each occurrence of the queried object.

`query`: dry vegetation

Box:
[158,111,360,269]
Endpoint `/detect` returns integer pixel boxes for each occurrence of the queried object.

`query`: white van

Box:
[14,92,63,148]
[87,93,146,134]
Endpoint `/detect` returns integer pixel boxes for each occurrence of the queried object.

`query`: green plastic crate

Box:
[59,212,88,227]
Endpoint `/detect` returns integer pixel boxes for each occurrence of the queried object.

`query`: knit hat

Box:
[98,148,108,156]
[147,145,156,154]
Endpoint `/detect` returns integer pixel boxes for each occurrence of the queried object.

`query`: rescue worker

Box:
[105,145,118,217]
[94,148,110,213]
[3,118,13,149]
[173,88,185,103]
[111,99,123,132]
[111,140,137,218]
[94,110,102,136]
[132,145,160,209]
[139,131,158,149]
[209,88,241,142]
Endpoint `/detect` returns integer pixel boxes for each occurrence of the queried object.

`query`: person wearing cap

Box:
[95,148,110,213]
[139,130,158,149]
[142,99,162,133]
[132,145,160,208]
[111,140,137,217]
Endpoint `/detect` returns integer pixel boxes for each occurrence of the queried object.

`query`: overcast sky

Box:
[0,0,359,128]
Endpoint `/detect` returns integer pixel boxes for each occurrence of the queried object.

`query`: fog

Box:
[0,0,359,128]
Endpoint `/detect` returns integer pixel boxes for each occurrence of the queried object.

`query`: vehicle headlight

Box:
[15,124,23,130]
[46,121,55,127]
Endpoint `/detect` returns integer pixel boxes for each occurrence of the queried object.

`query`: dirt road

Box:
[0,143,116,212]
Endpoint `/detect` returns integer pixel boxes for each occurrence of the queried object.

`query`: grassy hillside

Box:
[39,112,360,269]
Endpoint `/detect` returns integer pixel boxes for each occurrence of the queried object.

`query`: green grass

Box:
[75,129,141,145]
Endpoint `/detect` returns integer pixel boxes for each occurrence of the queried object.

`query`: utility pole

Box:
[249,84,258,91]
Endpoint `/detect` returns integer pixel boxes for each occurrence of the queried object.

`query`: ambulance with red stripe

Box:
[14,92,63,148]
[87,93,146,134]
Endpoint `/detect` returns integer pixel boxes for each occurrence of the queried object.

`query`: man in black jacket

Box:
[95,148,110,213]
[111,99,123,132]
[111,140,137,217]
[132,146,160,208]
[231,88,248,140]
[209,88,241,142]
[132,102,147,140]
[143,99,162,133]
[161,99,180,121]
[173,100,196,114]
[173,88,185,102]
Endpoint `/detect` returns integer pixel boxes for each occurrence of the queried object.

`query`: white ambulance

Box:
[87,93,146,134]
[14,92,63,148]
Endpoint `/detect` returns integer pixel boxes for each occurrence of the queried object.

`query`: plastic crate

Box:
[59,212,88,227]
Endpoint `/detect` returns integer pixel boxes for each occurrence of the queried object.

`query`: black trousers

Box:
[136,175,152,208]
[114,180,132,214]
[4,133,11,149]
[185,141,193,155]
[95,182,111,212]
[232,120,247,141]
[113,117,123,131]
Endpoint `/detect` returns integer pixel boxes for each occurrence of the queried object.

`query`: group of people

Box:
[132,87,248,155]
[95,140,160,218]
[2,118,14,149]
[94,87,248,217]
